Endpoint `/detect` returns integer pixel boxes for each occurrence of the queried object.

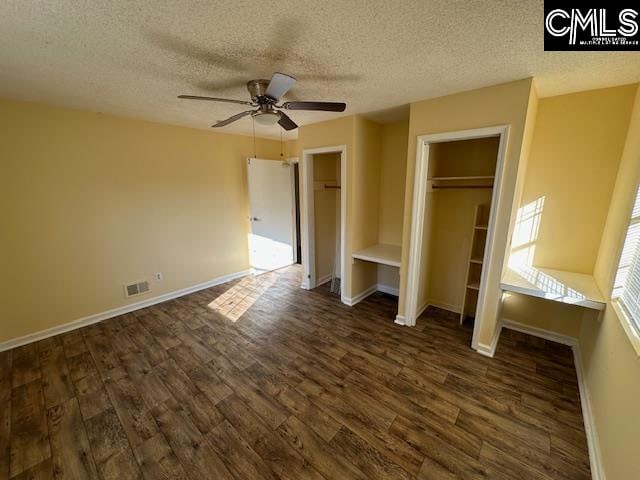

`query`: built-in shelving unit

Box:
[460,205,490,324]
[500,266,606,311]
[352,243,401,268]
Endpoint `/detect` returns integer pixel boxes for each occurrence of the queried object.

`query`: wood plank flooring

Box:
[0,265,591,479]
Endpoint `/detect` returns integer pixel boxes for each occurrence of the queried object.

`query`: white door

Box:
[247,158,295,273]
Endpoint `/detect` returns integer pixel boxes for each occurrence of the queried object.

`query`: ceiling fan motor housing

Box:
[247,79,274,103]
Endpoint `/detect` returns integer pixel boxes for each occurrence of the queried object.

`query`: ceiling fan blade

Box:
[278,111,298,131]
[178,95,254,106]
[265,72,296,100]
[282,101,346,112]
[212,110,254,128]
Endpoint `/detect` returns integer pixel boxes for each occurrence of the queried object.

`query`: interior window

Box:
[612,184,640,332]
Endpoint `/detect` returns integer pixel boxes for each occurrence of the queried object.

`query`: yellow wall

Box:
[521,85,637,274]
[297,116,356,298]
[378,120,409,246]
[579,84,640,480]
[426,189,494,312]
[286,138,300,159]
[298,115,390,300]
[501,292,586,338]
[351,117,383,296]
[399,79,535,348]
[0,98,281,343]
[313,153,340,283]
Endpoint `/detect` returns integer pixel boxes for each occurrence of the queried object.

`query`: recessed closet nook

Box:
[420,136,499,326]
[349,119,409,316]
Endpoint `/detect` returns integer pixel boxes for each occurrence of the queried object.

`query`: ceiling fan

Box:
[178,72,346,131]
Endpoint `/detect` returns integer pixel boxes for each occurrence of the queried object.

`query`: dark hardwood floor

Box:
[1,265,591,479]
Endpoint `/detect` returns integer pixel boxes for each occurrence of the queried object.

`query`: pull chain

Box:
[280,128,284,160]
[252,116,257,159]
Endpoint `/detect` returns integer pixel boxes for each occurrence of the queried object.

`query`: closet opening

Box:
[293,161,302,264]
[300,146,346,300]
[403,126,508,349]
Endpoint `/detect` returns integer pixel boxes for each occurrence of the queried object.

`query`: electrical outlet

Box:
[155,272,163,281]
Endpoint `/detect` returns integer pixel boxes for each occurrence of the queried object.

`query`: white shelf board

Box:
[500,266,605,311]
[352,243,401,268]
[429,176,495,181]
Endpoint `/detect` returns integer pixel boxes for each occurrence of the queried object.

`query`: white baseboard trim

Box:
[0,269,251,352]
[498,319,603,480]
[474,325,500,357]
[342,284,377,307]
[501,319,578,346]
[425,299,462,314]
[316,274,333,286]
[572,341,605,480]
[394,314,407,326]
[377,283,399,296]
[416,301,429,319]
[395,302,429,327]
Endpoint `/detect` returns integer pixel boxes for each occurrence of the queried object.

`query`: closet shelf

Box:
[467,282,480,290]
[429,176,495,181]
[352,244,401,268]
[470,257,483,264]
[475,225,488,230]
[500,266,606,311]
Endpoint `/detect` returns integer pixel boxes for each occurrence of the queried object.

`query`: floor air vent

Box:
[124,280,150,298]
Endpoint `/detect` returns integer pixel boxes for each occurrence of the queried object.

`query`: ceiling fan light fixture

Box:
[252,110,280,126]
[179,72,346,130]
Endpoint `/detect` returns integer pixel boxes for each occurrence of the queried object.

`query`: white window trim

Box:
[610,299,640,357]
[611,183,640,358]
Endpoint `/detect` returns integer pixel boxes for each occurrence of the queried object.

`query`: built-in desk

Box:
[500,265,606,311]
[352,244,401,268]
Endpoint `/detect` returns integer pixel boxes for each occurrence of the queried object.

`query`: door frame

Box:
[246,157,296,273]
[401,126,508,353]
[300,145,347,302]
[288,157,300,264]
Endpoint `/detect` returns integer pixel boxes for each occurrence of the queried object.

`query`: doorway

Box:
[293,161,302,264]
[402,126,508,352]
[247,157,295,274]
[300,146,347,302]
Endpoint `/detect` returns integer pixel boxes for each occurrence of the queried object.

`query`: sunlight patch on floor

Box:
[207,272,277,321]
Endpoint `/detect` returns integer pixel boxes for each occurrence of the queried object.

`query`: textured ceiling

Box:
[1,1,639,139]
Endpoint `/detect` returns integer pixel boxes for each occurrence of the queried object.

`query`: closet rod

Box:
[432,185,493,189]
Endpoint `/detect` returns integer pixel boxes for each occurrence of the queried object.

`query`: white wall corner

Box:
[0,269,251,352]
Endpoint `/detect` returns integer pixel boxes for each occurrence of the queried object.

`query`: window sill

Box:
[611,299,640,358]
